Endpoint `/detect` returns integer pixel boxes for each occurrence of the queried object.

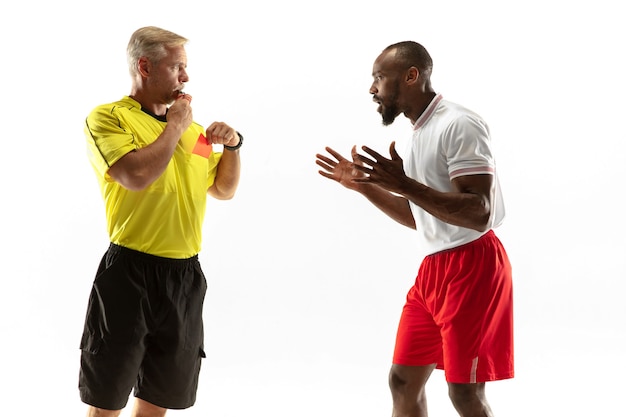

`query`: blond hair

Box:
[127,26,188,77]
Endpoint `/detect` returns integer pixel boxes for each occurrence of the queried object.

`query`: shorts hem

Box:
[135,393,195,410]
[445,371,515,384]
[392,356,439,367]
[79,389,128,411]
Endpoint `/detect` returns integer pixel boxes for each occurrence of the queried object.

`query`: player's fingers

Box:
[316,154,337,167]
[389,141,402,160]
[324,146,348,162]
[315,160,335,172]
[361,145,385,161]
[354,152,376,167]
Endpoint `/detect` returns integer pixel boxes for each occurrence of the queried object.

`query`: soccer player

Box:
[316,41,513,417]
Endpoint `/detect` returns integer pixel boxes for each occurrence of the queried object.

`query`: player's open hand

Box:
[316,146,367,191]
[352,141,408,194]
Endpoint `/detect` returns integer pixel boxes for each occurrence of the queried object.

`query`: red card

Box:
[192,134,212,158]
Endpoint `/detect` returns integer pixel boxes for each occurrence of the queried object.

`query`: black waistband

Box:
[108,243,199,265]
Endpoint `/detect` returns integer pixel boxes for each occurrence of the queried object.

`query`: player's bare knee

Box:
[388,365,428,397]
[388,366,409,393]
[448,383,487,410]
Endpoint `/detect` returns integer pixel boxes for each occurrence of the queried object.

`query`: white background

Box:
[1,0,624,415]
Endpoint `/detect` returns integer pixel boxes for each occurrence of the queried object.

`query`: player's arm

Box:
[316,145,416,229]
[353,142,492,232]
[397,173,493,232]
[359,186,416,229]
[108,99,193,191]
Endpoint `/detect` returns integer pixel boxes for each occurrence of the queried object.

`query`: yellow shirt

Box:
[85,96,222,258]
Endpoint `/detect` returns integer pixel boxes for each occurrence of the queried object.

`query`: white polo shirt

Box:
[403,94,505,256]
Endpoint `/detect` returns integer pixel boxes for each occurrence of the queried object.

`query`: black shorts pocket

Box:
[80,332,103,355]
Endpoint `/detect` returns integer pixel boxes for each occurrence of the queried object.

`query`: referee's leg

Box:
[85,398,167,417]
[130,398,167,417]
[85,405,121,416]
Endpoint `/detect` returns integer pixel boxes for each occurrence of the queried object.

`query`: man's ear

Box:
[137,57,151,77]
[406,66,419,85]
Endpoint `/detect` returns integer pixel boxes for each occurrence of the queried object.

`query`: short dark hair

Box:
[384,41,433,79]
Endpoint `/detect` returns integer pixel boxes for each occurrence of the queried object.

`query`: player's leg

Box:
[389,364,436,417]
[130,398,167,417]
[390,270,444,417]
[439,231,513,416]
[447,382,493,417]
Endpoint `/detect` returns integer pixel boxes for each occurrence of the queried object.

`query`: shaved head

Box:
[382,41,433,82]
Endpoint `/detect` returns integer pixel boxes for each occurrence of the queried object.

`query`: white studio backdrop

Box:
[0,1,624,415]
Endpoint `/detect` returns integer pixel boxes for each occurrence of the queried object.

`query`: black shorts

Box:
[79,244,207,410]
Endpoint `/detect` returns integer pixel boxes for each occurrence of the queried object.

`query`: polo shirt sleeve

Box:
[443,114,495,180]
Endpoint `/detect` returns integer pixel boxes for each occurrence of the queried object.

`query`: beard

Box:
[381,102,401,126]
[378,81,401,126]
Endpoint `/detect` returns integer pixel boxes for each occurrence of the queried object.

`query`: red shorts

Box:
[393,230,514,383]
